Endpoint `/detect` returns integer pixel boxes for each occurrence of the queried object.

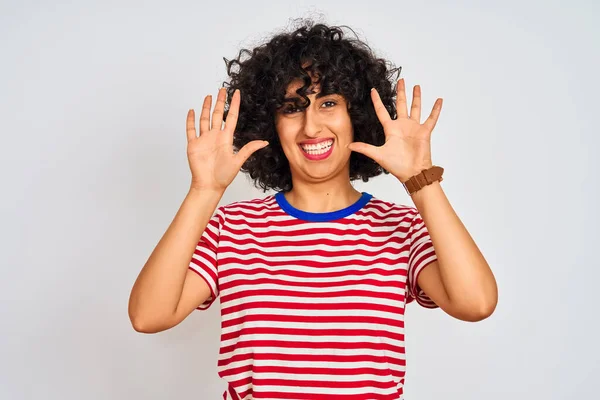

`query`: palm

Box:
[187,132,236,189]
[347,79,442,182]
[186,88,268,191]
[380,117,432,171]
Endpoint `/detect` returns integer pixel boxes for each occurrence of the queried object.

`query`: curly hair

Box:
[222,19,401,193]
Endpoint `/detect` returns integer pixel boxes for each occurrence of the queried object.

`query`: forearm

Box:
[128,187,224,323]
[410,180,498,312]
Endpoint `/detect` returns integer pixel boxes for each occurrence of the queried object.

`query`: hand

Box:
[186,88,268,192]
[346,79,443,182]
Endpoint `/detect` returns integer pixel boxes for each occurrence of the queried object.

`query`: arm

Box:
[346,82,497,321]
[128,187,224,333]
[411,181,498,322]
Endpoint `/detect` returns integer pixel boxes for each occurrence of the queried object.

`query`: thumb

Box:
[347,142,378,160]
[236,140,269,165]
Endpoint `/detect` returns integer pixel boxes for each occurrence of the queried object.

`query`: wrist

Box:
[188,185,225,199]
[400,165,444,196]
[398,164,433,183]
[410,180,441,201]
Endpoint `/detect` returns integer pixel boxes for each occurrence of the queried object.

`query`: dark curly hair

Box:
[222,19,401,193]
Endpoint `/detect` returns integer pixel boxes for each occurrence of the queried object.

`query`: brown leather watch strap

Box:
[402,166,444,195]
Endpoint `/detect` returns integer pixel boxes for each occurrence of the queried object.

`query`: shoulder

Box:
[363,194,418,219]
[219,194,278,215]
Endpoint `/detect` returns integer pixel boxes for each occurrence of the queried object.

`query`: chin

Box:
[303,162,346,179]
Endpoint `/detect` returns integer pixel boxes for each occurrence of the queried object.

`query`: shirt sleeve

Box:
[188,206,225,310]
[406,208,439,309]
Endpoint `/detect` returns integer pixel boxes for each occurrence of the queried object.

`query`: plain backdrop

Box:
[1,0,598,399]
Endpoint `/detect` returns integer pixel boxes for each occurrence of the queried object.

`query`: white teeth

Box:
[300,139,334,154]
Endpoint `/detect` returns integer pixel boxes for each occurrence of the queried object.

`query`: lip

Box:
[298,138,335,145]
[298,140,334,161]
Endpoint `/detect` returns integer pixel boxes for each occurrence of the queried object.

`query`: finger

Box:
[186,109,196,142]
[235,140,269,167]
[423,98,443,132]
[396,78,408,119]
[347,141,380,163]
[371,88,392,124]
[411,85,422,123]
[199,95,211,134]
[211,88,226,130]
[224,89,240,134]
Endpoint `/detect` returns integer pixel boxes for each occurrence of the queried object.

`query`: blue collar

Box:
[275,191,373,222]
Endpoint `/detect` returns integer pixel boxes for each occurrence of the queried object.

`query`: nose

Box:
[302,105,322,137]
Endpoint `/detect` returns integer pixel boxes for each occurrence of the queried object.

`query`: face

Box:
[274,78,354,184]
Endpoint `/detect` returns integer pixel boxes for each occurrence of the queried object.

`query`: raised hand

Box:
[346,79,443,182]
[186,88,268,192]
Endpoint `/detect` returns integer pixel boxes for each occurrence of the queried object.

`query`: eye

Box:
[280,100,337,114]
[282,106,302,114]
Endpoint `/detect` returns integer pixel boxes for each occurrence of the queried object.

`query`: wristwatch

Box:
[402,165,444,195]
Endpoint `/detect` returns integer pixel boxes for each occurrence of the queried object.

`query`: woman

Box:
[129,21,498,400]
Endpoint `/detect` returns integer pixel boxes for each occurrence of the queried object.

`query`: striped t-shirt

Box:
[188,191,438,400]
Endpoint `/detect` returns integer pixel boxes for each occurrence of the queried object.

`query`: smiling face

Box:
[274,78,354,185]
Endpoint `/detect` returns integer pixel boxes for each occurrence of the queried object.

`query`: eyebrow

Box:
[282,92,340,103]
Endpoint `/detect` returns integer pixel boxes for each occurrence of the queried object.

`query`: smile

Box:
[299,139,334,160]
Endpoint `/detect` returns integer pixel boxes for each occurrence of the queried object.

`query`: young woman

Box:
[129,21,498,400]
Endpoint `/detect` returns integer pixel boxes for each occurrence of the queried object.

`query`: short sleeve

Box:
[406,209,439,309]
[188,206,225,310]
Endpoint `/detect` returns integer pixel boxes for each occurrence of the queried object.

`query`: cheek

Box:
[276,129,293,147]
[274,121,290,142]
[274,129,297,156]
[331,114,353,140]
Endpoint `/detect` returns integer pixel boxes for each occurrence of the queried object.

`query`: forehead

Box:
[284,78,321,97]
[283,80,344,101]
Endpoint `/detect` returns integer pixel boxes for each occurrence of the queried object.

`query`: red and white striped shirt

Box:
[188,191,438,400]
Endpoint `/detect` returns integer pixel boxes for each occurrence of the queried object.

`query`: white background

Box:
[1,0,598,399]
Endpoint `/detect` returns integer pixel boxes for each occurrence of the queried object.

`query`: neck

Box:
[283,176,362,213]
